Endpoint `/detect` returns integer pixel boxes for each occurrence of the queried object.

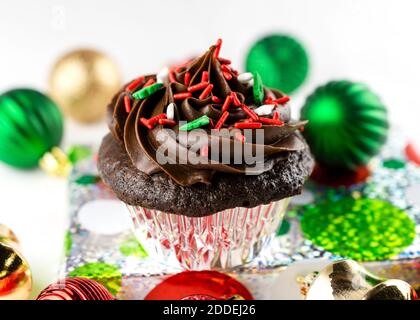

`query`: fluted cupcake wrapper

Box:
[126,198,290,270]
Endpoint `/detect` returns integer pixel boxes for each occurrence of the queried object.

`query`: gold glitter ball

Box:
[49,49,121,123]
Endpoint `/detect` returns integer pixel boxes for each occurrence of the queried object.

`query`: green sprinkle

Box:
[383,158,406,169]
[119,237,148,258]
[252,72,264,104]
[69,262,122,296]
[301,197,416,261]
[179,115,210,131]
[132,83,163,99]
[75,174,101,185]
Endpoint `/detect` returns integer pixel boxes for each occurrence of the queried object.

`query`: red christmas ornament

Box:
[36,277,115,300]
[310,162,370,187]
[145,271,253,300]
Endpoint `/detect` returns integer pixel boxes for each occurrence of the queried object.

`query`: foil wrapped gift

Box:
[60,130,420,299]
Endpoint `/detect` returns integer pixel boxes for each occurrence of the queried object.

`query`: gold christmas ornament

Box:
[0,224,19,248]
[303,260,416,300]
[39,147,72,177]
[0,241,32,300]
[49,49,121,123]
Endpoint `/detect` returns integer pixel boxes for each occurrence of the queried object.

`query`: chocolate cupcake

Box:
[98,40,313,270]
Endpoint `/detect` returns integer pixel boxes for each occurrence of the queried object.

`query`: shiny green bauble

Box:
[245,34,309,94]
[300,80,389,170]
[0,88,63,168]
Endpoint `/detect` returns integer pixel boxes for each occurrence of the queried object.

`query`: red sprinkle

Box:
[209,118,215,128]
[241,104,259,121]
[201,71,209,83]
[230,92,241,106]
[149,113,167,126]
[264,97,274,104]
[212,96,221,104]
[215,111,229,129]
[273,111,279,120]
[234,122,262,129]
[184,72,191,86]
[126,76,145,92]
[124,95,131,113]
[199,84,213,100]
[188,82,209,93]
[259,117,284,126]
[158,118,176,127]
[169,71,177,83]
[234,132,246,143]
[174,92,192,100]
[143,78,156,88]
[223,71,233,80]
[213,38,222,58]
[221,95,232,112]
[140,118,153,129]
[221,64,230,72]
[274,96,290,105]
[218,57,231,65]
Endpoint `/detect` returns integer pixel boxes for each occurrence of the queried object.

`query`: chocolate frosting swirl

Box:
[107,44,307,186]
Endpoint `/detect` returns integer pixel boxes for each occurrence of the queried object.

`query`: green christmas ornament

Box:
[245,34,309,94]
[300,81,389,170]
[0,88,63,168]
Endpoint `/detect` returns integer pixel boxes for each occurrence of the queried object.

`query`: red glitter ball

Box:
[145,271,253,300]
[310,162,370,187]
[405,142,420,166]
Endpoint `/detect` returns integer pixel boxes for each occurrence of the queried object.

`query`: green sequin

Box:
[179,115,210,131]
[69,262,122,296]
[132,83,163,99]
[301,197,415,261]
[252,72,264,104]
[67,145,92,164]
[383,158,406,169]
[119,237,147,258]
[64,230,72,256]
[75,174,101,185]
[276,220,291,236]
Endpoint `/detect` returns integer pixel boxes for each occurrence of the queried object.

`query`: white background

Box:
[1,0,420,298]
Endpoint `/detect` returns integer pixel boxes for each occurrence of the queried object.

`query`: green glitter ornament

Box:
[245,34,309,94]
[300,81,389,170]
[69,262,122,296]
[0,88,63,168]
[119,237,147,258]
[301,197,415,261]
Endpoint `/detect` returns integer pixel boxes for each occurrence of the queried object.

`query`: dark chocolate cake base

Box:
[98,133,314,217]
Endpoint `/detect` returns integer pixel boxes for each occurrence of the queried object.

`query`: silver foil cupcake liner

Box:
[126,198,290,270]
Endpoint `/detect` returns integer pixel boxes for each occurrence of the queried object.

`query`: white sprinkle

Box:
[237,72,253,85]
[254,104,276,116]
[156,67,169,83]
[166,103,175,120]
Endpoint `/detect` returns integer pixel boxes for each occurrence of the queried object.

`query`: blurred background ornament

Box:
[245,33,309,94]
[300,80,389,171]
[304,260,417,300]
[49,49,121,123]
[145,271,253,300]
[301,197,415,261]
[36,277,115,300]
[0,88,63,169]
[0,226,32,300]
